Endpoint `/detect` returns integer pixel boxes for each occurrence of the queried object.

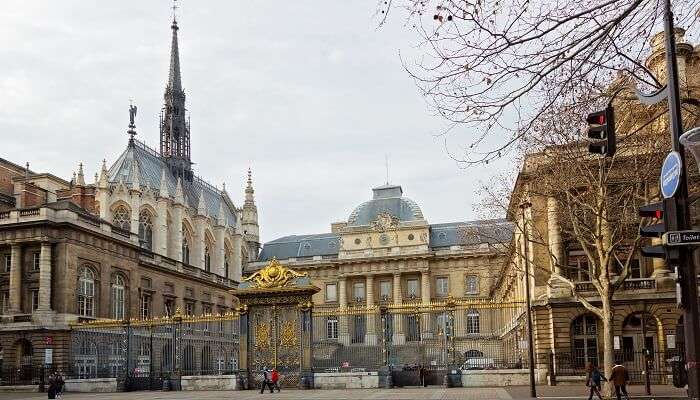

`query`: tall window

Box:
[437,312,453,336]
[327,316,338,339]
[379,280,391,301]
[572,314,599,368]
[406,278,419,298]
[31,289,39,311]
[32,252,40,271]
[78,267,95,317]
[567,250,591,282]
[436,276,449,297]
[406,315,421,341]
[465,276,479,295]
[325,283,338,302]
[224,253,230,279]
[138,210,153,250]
[1,291,8,314]
[204,244,212,272]
[352,282,365,302]
[112,205,131,231]
[140,294,151,319]
[164,299,174,317]
[112,275,126,320]
[3,254,10,272]
[182,238,190,264]
[466,310,480,334]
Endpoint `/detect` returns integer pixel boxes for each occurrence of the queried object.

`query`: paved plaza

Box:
[0,386,688,400]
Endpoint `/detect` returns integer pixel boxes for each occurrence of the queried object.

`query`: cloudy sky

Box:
[1,1,514,242]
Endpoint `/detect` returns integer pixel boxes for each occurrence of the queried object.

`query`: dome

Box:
[347,185,424,227]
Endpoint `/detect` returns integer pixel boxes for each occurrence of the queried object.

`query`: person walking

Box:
[47,372,57,399]
[55,371,65,399]
[610,363,630,400]
[585,363,605,400]
[259,368,274,394]
[271,368,281,392]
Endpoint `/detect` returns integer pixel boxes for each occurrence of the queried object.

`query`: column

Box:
[338,277,350,345]
[8,244,22,313]
[172,205,183,261]
[214,227,226,277]
[546,197,570,297]
[365,275,377,345]
[231,234,243,281]
[194,218,206,269]
[420,271,433,339]
[392,273,405,344]
[156,199,169,256]
[37,242,52,311]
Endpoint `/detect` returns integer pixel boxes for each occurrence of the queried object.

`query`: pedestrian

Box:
[259,368,273,394]
[609,363,630,400]
[47,372,57,399]
[271,368,281,392]
[55,371,64,399]
[585,362,605,400]
[419,365,427,387]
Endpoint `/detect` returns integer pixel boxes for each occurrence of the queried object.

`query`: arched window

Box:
[466,310,480,334]
[182,223,191,264]
[572,314,599,368]
[204,244,212,272]
[78,267,95,317]
[111,274,126,320]
[138,210,153,250]
[112,205,131,231]
[224,253,230,279]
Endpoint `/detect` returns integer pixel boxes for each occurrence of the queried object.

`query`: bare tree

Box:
[376,0,700,164]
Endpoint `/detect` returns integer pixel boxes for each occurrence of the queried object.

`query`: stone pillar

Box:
[365,275,377,345]
[231,233,243,282]
[130,193,141,236]
[8,244,22,313]
[420,271,433,339]
[172,204,183,262]
[338,277,350,345]
[37,242,52,311]
[194,219,206,269]
[546,197,570,297]
[392,273,405,344]
[214,227,226,277]
[156,198,169,256]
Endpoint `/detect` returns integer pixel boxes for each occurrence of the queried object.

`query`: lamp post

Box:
[519,201,537,398]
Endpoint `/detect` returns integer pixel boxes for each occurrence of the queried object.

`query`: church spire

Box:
[160,3,192,182]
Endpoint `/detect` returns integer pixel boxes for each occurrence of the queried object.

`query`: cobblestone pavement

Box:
[0,386,687,400]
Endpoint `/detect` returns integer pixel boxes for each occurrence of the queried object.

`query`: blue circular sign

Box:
[660,151,682,199]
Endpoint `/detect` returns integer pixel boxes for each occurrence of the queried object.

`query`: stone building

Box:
[0,16,257,374]
[248,184,512,346]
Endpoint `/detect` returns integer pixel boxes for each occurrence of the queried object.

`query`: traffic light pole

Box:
[661,0,700,397]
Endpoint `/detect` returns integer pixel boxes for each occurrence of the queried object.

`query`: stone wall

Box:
[64,378,117,392]
[313,371,379,389]
[461,369,545,387]
[181,374,238,391]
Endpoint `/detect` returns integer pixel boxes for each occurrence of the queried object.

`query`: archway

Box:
[620,311,662,383]
[14,339,32,368]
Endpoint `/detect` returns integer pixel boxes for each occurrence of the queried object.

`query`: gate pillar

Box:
[237,306,250,390]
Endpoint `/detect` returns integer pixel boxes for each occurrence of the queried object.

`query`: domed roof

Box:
[347,184,424,227]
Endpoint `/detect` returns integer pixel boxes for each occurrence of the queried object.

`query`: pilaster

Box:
[338,277,350,345]
[546,197,570,297]
[392,272,405,344]
[37,242,52,311]
[365,275,377,345]
[8,244,22,313]
[156,197,169,256]
[214,226,226,277]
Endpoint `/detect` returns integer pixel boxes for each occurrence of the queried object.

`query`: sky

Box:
[0,1,515,242]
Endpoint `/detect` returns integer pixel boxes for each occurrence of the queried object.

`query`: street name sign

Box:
[660,151,682,199]
[663,230,700,246]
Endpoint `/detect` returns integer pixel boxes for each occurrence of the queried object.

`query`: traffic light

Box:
[639,201,666,259]
[586,106,616,157]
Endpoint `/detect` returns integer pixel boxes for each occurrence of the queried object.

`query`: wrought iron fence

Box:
[311,300,528,373]
[552,350,677,385]
[69,312,239,390]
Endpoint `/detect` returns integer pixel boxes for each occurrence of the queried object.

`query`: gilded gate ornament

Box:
[279,321,297,347]
[242,258,307,289]
[255,322,271,350]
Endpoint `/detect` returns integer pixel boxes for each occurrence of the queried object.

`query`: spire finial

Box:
[247,168,252,187]
[77,162,85,186]
[127,101,137,144]
[25,162,30,180]
[385,154,390,185]
[171,0,179,24]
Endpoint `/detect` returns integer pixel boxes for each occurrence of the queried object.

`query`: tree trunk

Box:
[601,297,615,398]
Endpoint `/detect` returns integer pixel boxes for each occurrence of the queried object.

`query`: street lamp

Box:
[519,201,537,399]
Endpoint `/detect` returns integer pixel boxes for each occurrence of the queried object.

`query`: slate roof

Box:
[107,140,237,226]
[347,185,424,226]
[257,219,514,261]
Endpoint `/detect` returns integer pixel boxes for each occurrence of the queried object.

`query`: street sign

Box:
[663,230,700,246]
[660,151,682,198]
[44,348,53,364]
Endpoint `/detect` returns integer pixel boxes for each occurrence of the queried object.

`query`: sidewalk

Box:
[507,384,687,399]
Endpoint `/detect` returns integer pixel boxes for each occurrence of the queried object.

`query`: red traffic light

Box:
[586,111,606,126]
[639,202,664,219]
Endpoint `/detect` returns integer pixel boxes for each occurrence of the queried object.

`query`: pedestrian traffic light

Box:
[639,201,666,259]
[586,106,616,157]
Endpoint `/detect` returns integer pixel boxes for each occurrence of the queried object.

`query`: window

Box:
[325,283,337,302]
[380,281,391,300]
[572,314,599,368]
[629,259,642,279]
[1,291,8,314]
[352,315,366,343]
[112,275,126,320]
[352,282,365,302]
[138,210,153,250]
[406,278,419,298]
[465,276,479,295]
[466,310,480,334]
[202,304,212,315]
[140,294,151,319]
[3,254,10,272]
[204,245,211,272]
[164,299,175,317]
[437,312,453,336]
[567,250,591,282]
[182,236,190,264]
[112,205,131,231]
[326,316,338,339]
[406,315,421,341]
[224,254,230,279]
[31,289,39,311]
[185,302,194,316]
[32,252,40,271]
[78,267,95,317]
[436,277,449,297]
